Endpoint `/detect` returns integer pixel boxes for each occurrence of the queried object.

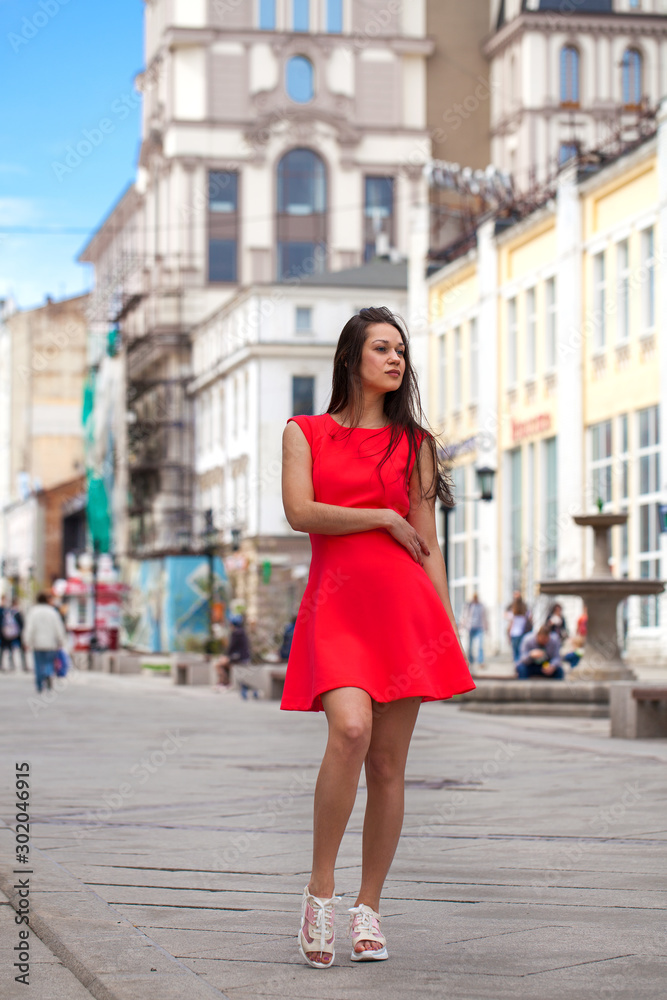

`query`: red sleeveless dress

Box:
[281,413,475,712]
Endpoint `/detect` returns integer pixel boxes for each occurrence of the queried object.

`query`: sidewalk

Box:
[1,668,666,1000]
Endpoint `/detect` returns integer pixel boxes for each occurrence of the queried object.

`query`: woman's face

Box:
[357,322,405,393]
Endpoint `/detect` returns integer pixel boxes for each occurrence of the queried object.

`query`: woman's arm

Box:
[406,439,464,651]
[282,422,429,561]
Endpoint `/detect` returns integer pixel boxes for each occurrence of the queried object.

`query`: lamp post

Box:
[441,465,496,577]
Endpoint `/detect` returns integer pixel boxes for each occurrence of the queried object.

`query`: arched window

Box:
[622,48,643,107]
[286,55,314,103]
[277,149,327,279]
[560,45,580,106]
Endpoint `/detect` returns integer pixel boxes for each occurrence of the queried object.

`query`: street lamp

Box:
[476,466,496,503]
[441,466,496,577]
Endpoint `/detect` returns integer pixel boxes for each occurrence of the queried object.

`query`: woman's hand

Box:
[386,510,430,565]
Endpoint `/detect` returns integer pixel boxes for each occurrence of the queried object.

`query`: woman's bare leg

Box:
[305,687,373,963]
[352,696,421,951]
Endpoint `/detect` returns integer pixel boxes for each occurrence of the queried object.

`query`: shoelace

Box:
[348,905,377,938]
[307,896,340,951]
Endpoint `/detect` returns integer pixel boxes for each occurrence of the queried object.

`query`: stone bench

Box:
[610,683,667,739]
[171,654,213,686]
[457,679,610,717]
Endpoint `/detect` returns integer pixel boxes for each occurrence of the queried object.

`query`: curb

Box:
[0,821,231,1000]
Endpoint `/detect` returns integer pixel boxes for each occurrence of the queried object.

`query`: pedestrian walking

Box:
[576,604,588,638]
[506,594,532,663]
[281,306,474,969]
[461,593,488,669]
[516,624,564,680]
[279,615,297,661]
[23,593,67,693]
[227,615,258,699]
[0,597,27,672]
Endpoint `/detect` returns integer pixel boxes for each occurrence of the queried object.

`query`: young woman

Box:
[281,306,475,969]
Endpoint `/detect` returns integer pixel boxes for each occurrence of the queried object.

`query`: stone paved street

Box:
[0,668,666,1000]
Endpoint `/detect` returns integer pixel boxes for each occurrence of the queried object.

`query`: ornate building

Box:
[486,0,667,188]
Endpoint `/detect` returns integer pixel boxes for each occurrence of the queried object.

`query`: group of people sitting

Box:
[507,595,587,681]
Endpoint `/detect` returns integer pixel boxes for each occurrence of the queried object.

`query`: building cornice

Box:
[189,342,338,393]
[484,11,667,58]
[162,26,434,57]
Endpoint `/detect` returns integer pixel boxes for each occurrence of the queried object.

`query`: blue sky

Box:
[0,0,143,308]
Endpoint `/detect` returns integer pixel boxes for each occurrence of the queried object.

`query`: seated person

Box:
[516,625,564,680]
[562,635,585,670]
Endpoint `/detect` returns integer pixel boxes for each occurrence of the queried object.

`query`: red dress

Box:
[281,413,475,712]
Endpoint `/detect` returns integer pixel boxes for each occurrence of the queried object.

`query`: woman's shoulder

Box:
[285,413,328,445]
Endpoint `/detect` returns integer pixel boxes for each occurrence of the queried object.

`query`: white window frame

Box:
[592,251,606,351]
[616,239,630,343]
[507,297,518,387]
[640,226,655,335]
[453,326,462,411]
[469,316,479,405]
[637,405,661,626]
[545,276,557,371]
[589,419,613,509]
[439,333,448,421]
[525,286,537,379]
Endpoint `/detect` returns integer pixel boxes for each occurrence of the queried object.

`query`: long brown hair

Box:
[327,306,454,506]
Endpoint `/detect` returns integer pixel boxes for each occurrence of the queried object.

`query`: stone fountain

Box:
[540,512,664,681]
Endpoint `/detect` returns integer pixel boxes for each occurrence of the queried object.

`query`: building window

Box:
[638,405,660,626]
[622,48,643,108]
[509,448,522,593]
[453,327,462,410]
[292,375,315,416]
[295,306,312,333]
[327,0,343,32]
[259,0,276,29]
[641,226,655,332]
[208,171,238,283]
[559,142,579,166]
[277,149,326,279]
[286,55,314,102]
[619,413,630,576]
[364,176,394,262]
[469,317,479,405]
[507,297,518,386]
[439,333,447,420]
[560,45,580,106]
[545,277,557,370]
[589,419,612,507]
[592,251,606,350]
[616,239,630,343]
[525,287,536,379]
[543,437,558,579]
[293,0,309,31]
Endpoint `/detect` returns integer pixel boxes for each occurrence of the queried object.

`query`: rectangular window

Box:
[589,419,613,506]
[637,406,660,626]
[364,176,394,262]
[259,0,276,30]
[439,333,447,420]
[525,287,536,378]
[543,437,558,578]
[278,242,325,281]
[617,239,630,343]
[510,448,522,592]
[208,171,238,282]
[453,327,462,410]
[559,141,579,165]
[507,297,518,386]
[641,226,655,332]
[293,0,309,31]
[593,251,606,350]
[326,0,343,32]
[292,375,315,416]
[545,276,557,370]
[469,316,479,405]
[295,306,312,333]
